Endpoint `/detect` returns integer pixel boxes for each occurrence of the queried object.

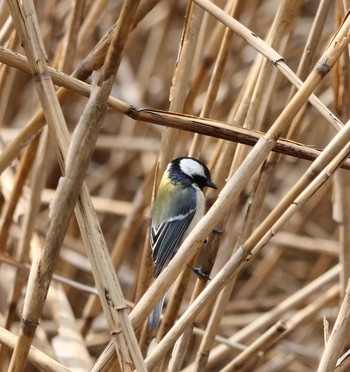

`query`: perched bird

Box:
[149,157,217,329]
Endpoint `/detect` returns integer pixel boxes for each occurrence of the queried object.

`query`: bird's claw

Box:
[187,265,211,280]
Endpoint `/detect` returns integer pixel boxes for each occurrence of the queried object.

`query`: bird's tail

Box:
[148,296,165,330]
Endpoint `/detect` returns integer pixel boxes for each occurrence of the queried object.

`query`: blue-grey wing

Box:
[151,186,196,277]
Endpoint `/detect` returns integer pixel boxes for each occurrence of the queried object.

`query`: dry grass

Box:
[0,0,349,371]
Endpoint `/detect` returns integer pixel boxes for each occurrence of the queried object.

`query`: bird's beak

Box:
[206,179,218,189]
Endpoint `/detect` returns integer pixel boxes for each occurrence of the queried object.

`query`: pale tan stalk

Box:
[47,283,93,370]
[55,0,86,74]
[318,280,350,371]
[202,265,339,369]
[0,136,39,252]
[157,1,204,178]
[0,30,18,127]
[223,284,339,371]
[0,129,49,366]
[193,2,303,368]
[98,263,339,370]
[0,16,13,44]
[142,17,350,367]
[76,0,108,60]
[7,0,144,370]
[0,327,70,372]
[80,172,153,337]
[0,25,345,174]
[1,92,349,177]
[333,3,350,294]
[185,0,247,112]
[94,16,350,365]
[168,274,213,371]
[236,0,334,299]
[189,0,243,158]
[0,0,162,174]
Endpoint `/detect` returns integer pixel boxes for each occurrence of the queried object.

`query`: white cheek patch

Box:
[179,159,205,178]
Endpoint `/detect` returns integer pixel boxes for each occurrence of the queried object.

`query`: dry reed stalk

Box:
[0,16,13,44]
[165,2,243,351]
[80,172,153,337]
[157,1,204,179]
[46,282,93,370]
[0,251,105,297]
[1,1,350,370]
[189,0,243,158]
[94,5,350,369]
[0,41,346,173]
[41,189,133,216]
[2,91,350,176]
[192,2,303,368]
[0,327,70,372]
[53,0,86,74]
[333,2,350,295]
[156,0,241,340]
[318,280,350,371]
[231,0,333,300]
[0,129,49,366]
[201,264,340,370]
[272,232,338,255]
[0,0,161,174]
[6,0,144,370]
[168,273,213,371]
[224,284,339,371]
[0,136,39,252]
[287,0,333,135]
[156,262,194,341]
[75,0,108,61]
[0,30,18,126]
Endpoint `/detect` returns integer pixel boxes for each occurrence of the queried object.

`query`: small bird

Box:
[149,157,217,329]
